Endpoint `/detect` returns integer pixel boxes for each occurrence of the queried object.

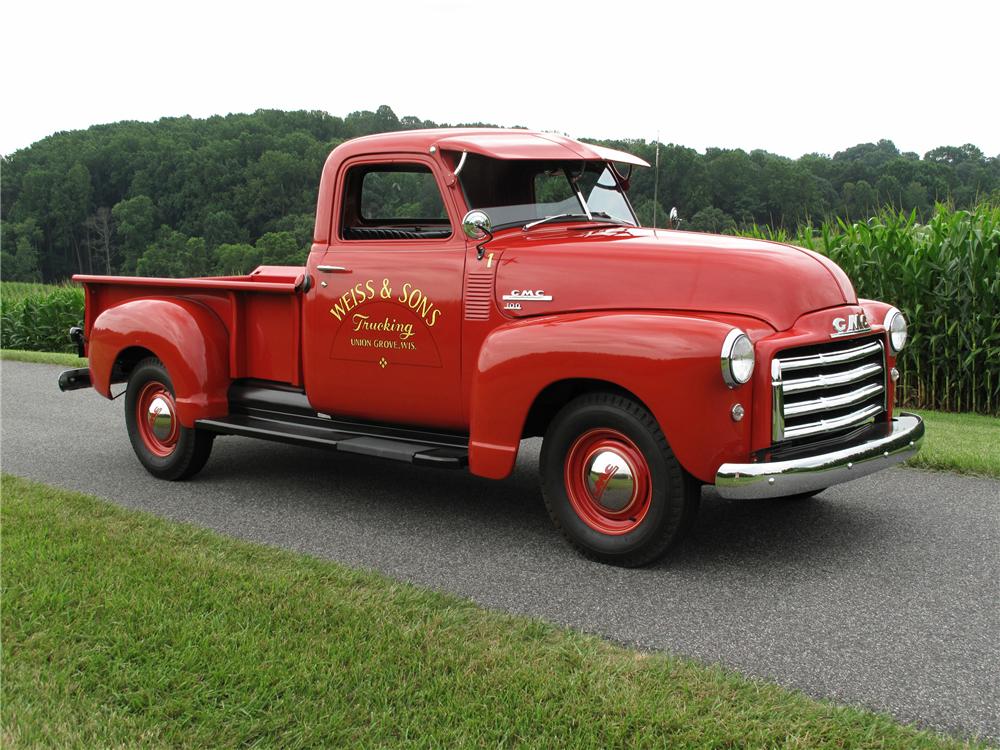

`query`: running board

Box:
[195,414,469,469]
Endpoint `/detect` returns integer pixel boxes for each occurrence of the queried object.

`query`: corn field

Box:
[747,203,1000,415]
[1,283,85,353]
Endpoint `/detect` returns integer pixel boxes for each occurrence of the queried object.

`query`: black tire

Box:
[125,357,214,480]
[540,392,700,567]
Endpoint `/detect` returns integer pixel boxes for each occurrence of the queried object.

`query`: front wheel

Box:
[125,358,214,480]
[540,393,699,567]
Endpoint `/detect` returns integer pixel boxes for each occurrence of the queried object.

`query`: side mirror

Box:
[462,210,493,240]
[669,206,681,229]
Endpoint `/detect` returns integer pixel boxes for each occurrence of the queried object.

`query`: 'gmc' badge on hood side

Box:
[502,289,552,302]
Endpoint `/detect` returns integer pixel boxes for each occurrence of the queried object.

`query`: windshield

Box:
[457,155,638,230]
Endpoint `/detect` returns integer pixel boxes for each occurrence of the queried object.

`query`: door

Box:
[302,156,467,430]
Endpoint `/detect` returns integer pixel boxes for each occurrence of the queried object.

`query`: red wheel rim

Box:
[136,381,179,457]
[563,428,652,535]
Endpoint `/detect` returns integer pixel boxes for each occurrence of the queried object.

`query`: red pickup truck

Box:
[60,128,923,566]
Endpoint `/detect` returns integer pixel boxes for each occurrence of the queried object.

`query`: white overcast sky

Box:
[3,0,998,159]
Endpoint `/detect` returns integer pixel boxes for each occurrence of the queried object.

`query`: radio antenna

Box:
[652,132,660,229]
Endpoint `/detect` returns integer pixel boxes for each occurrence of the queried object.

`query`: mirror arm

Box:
[476,227,494,260]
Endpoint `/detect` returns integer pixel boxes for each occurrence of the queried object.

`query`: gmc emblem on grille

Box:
[831,313,871,338]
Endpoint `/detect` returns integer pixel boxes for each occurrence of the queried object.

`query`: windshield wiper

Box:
[587,211,631,225]
[522,213,593,230]
[523,212,632,231]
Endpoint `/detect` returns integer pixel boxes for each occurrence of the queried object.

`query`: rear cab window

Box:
[340,163,452,241]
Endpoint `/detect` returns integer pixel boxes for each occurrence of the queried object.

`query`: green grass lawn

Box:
[907,409,1000,478]
[1,348,87,367]
[2,475,985,749]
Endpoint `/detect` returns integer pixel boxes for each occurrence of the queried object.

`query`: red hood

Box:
[491,226,856,331]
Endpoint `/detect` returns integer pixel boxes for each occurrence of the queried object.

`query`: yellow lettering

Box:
[352,313,371,332]
[428,308,441,327]
[351,313,416,341]
[365,279,376,300]
[398,282,411,304]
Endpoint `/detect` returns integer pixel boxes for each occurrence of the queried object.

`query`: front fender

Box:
[468,312,759,483]
[88,298,230,427]
[858,297,900,414]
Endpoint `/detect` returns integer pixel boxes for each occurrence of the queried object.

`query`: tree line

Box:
[2,105,997,282]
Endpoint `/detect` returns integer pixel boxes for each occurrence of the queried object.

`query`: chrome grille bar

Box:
[782,403,884,440]
[783,382,884,418]
[778,341,883,372]
[781,362,883,395]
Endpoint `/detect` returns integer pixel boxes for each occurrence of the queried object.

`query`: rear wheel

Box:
[540,393,699,567]
[125,358,214,480]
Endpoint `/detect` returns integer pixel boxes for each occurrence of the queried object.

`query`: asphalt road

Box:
[3,360,998,743]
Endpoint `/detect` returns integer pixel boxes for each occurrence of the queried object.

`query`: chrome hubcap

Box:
[147,396,174,441]
[584,449,636,511]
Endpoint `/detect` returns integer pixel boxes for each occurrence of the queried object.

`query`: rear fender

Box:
[468,312,758,483]
[88,298,230,427]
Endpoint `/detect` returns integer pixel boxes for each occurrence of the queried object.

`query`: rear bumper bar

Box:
[715,413,924,500]
[58,368,92,391]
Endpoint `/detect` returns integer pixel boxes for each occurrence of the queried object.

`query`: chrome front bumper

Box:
[715,413,924,500]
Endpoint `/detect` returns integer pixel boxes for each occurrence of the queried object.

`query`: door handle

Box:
[316,265,350,273]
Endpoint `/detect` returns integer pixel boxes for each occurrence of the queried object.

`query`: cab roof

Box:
[314,128,649,244]
[332,128,650,167]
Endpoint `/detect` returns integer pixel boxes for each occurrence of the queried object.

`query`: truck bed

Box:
[74,266,306,386]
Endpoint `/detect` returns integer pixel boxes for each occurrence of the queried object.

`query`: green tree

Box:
[255,231,306,265]
[1,219,43,281]
[687,207,736,234]
[11,236,42,281]
[0,250,15,277]
[203,210,245,248]
[268,213,315,247]
[631,198,670,228]
[136,229,211,277]
[901,181,930,215]
[215,243,262,275]
[876,175,903,208]
[49,162,92,273]
[182,236,211,277]
[705,149,760,219]
[112,196,157,273]
[842,180,877,219]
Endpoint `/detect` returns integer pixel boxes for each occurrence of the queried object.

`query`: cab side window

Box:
[341,163,452,241]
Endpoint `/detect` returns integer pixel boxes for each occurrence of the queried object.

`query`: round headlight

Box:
[721,329,755,388]
[885,307,907,353]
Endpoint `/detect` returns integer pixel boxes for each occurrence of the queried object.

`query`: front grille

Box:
[772,336,886,444]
